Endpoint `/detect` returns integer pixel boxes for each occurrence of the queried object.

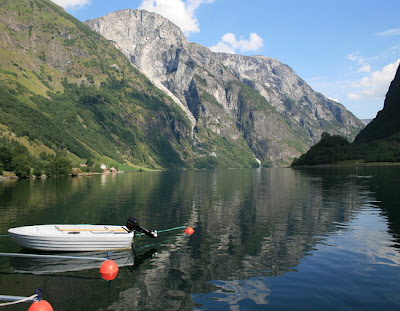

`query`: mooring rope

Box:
[133,225,188,250]
[136,225,187,236]
[0,252,107,261]
[158,225,187,233]
[0,293,38,307]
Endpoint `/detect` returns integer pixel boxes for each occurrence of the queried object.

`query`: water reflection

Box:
[10,250,134,275]
[0,168,399,310]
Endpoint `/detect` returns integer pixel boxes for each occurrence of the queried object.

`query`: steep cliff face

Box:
[86,9,364,166]
[355,64,400,143]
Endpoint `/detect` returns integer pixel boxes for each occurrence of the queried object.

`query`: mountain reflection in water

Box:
[0,167,399,310]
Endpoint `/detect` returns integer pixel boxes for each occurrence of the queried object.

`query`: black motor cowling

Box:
[126,217,140,232]
[126,217,158,238]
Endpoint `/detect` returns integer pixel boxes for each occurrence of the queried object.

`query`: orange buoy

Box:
[99,259,119,281]
[28,299,54,311]
[185,226,194,235]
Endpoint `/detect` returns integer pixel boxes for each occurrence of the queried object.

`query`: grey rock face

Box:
[86,9,364,166]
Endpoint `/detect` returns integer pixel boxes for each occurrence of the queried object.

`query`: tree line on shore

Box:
[291,132,400,166]
[0,136,104,178]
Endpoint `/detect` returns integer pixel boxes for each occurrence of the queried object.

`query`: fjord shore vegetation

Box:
[291,132,400,166]
[0,136,142,179]
[0,136,72,178]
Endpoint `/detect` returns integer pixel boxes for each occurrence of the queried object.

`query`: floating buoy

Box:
[99,259,119,281]
[28,299,53,311]
[185,227,194,235]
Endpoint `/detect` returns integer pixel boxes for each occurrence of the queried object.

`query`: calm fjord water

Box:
[0,167,399,310]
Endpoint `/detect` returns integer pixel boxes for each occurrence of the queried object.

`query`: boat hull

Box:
[8,225,134,252]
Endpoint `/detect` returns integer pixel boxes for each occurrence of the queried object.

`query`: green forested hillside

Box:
[0,0,194,172]
[291,64,400,166]
[291,132,400,166]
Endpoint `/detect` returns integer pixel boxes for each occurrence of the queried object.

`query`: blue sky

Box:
[53,0,400,119]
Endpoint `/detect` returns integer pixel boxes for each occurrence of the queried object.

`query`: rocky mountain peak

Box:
[87,9,196,128]
[86,9,365,166]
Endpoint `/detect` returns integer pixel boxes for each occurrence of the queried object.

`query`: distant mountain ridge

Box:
[0,1,365,171]
[86,9,364,166]
[361,119,373,126]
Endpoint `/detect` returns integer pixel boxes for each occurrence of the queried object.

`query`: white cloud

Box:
[347,51,371,73]
[347,59,400,100]
[347,93,361,100]
[210,33,264,54]
[138,0,214,36]
[347,52,360,62]
[51,0,91,10]
[359,64,371,73]
[328,97,339,103]
[376,28,400,37]
[209,41,235,54]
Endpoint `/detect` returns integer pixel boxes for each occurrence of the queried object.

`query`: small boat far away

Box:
[8,217,157,252]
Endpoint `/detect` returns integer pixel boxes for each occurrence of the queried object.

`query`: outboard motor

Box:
[126,217,139,232]
[126,217,158,238]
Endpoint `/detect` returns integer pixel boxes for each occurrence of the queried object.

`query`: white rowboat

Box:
[8,217,158,252]
[8,224,135,252]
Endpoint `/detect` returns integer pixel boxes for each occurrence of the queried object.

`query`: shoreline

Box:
[291,161,400,168]
[2,162,400,180]
[0,170,129,181]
